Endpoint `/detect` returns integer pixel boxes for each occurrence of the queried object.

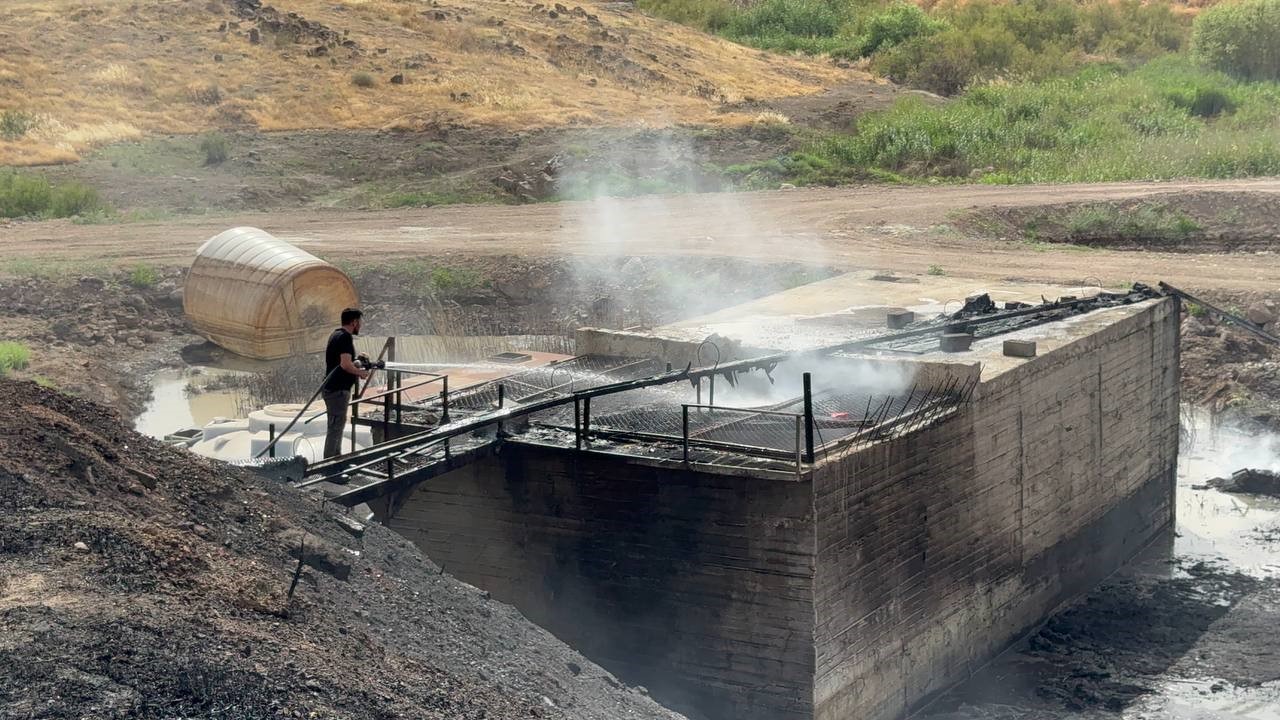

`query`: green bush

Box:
[199,132,229,165]
[754,57,1280,185]
[638,0,735,31]
[1194,0,1280,81]
[0,172,105,219]
[126,263,160,289]
[351,72,376,88]
[0,109,37,141]
[856,2,946,57]
[0,341,31,376]
[728,0,842,39]
[871,0,1188,95]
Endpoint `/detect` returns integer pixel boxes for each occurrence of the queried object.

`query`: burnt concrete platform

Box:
[368,276,1180,720]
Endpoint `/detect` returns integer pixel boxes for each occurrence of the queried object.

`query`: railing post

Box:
[383,391,391,441]
[682,405,690,464]
[268,423,276,458]
[696,375,702,406]
[440,375,450,424]
[794,415,802,476]
[803,372,815,463]
[574,398,582,450]
[497,383,506,434]
[350,393,359,453]
[582,397,591,446]
[709,374,715,407]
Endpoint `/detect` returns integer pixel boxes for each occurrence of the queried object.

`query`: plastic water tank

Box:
[183,227,359,360]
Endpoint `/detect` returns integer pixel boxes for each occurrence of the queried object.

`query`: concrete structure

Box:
[363,275,1180,720]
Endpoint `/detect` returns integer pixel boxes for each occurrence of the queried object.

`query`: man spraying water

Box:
[322,308,370,458]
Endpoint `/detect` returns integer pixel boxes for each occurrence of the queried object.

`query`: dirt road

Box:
[6,178,1280,290]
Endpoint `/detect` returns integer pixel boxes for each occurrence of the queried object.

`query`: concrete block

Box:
[939,333,973,352]
[1003,339,1037,358]
[887,309,915,329]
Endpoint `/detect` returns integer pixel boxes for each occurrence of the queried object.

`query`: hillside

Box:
[0,0,858,165]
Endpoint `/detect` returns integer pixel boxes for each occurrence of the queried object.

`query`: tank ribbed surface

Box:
[183,227,358,360]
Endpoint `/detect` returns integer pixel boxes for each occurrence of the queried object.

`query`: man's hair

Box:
[340,308,363,325]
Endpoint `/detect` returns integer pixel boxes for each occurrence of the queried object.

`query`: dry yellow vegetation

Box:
[0,0,856,165]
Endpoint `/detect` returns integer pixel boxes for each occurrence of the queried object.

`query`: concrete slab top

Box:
[648,271,1106,354]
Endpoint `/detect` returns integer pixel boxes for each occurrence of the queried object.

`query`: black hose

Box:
[253,367,341,460]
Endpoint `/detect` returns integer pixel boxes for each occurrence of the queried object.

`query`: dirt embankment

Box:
[37,124,813,214]
[0,269,196,418]
[963,191,1280,253]
[0,379,683,719]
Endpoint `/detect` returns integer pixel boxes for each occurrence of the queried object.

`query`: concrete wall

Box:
[811,299,1180,720]
[381,448,817,720]
[377,300,1178,720]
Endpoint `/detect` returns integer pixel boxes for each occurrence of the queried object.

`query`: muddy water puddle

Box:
[133,367,250,439]
[928,408,1280,720]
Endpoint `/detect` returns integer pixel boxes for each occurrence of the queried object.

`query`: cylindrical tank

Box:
[183,227,359,360]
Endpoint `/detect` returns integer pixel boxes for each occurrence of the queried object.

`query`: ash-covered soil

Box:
[0,379,683,719]
[922,560,1269,720]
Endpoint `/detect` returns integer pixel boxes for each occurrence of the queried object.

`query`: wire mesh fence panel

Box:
[442,356,665,412]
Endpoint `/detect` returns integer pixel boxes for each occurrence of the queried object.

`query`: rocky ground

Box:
[0,378,684,719]
[0,268,195,418]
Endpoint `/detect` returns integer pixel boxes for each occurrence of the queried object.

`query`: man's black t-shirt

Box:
[323,328,358,392]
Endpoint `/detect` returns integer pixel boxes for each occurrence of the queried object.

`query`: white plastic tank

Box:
[188,403,372,463]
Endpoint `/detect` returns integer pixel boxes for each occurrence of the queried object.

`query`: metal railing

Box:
[682,404,806,475]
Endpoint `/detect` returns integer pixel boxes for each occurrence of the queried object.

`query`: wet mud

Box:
[923,410,1280,719]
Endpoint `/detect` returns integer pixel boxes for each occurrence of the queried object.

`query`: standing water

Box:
[133,367,247,440]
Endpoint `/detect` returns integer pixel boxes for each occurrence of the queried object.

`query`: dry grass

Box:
[0,0,856,166]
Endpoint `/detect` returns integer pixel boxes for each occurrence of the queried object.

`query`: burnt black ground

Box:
[0,379,682,720]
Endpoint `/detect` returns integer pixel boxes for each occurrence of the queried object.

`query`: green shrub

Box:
[871,0,1189,95]
[926,264,945,276]
[1194,0,1280,81]
[49,182,104,217]
[0,172,105,219]
[0,341,31,376]
[0,109,37,141]
[856,2,946,57]
[126,263,160,289]
[199,132,229,165]
[0,172,53,218]
[776,57,1280,184]
[727,0,844,41]
[430,266,484,294]
[352,72,376,88]
[638,0,736,31]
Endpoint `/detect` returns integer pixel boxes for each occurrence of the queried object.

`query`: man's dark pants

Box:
[323,389,350,458]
